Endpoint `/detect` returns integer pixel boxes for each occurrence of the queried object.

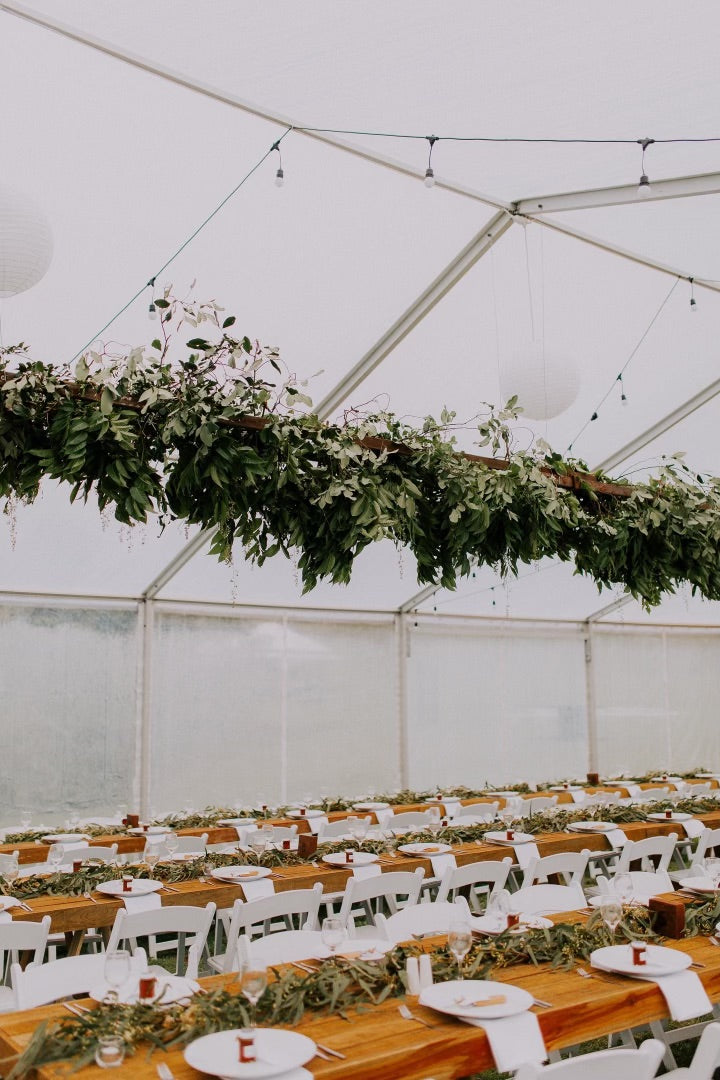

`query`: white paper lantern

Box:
[0,185,53,298]
[499,344,579,421]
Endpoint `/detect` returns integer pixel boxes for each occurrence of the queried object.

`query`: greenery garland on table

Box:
[3,293,720,604]
[6,911,659,1079]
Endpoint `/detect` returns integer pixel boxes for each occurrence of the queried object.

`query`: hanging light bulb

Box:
[148,301,157,321]
[275,167,284,188]
[636,137,654,198]
[689,278,697,312]
[423,135,438,188]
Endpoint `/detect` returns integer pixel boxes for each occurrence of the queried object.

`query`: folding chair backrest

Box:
[106,902,216,970]
[435,858,512,910]
[615,834,678,874]
[513,1038,664,1080]
[12,952,110,1009]
[511,883,586,915]
[455,801,499,821]
[243,930,322,966]
[338,868,425,926]
[0,916,51,981]
[223,884,324,969]
[389,811,433,831]
[691,826,720,865]
[521,850,590,888]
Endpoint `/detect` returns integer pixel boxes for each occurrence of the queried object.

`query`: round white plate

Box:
[41,833,88,844]
[567,821,617,833]
[287,810,325,820]
[549,785,582,792]
[165,852,202,863]
[211,865,273,882]
[484,791,519,799]
[591,944,691,977]
[127,826,171,836]
[352,802,390,812]
[651,777,681,784]
[322,852,379,867]
[184,1028,316,1080]
[695,774,720,780]
[472,915,553,936]
[218,818,257,827]
[647,812,693,822]
[90,974,198,1005]
[398,843,452,855]
[95,879,162,897]
[676,876,718,894]
[420,978,533,1019]
[588,894,649,908]
[484,831,536,845]
[316,938,391,960]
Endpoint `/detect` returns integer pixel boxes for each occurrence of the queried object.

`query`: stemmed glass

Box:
[427,808,442,838]
[448,920,473,979]
[238,962,268,1029]
[143,843,161,879]
[321,917,345,958]
[48,844,65,875]
[613,872,633,904]
[599,898,623,943]
[164,833,179,859]
[486,889,511,930]
[103,949,131,1003]
[499,806,515,831]
[704,857,720,889]
[19,815,31,833]
[0,854,19,896]
[350,817,368,845]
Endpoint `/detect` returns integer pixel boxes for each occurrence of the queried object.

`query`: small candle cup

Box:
[506,829,514,841]
[237,1031,256,1063]
[73,860,83,873]
[345,849,354,864]
[282,839,291,850]
[122,875,133,893]
[299,807,307,817]
[95,1036,125,1068]
[138,974,157,1002]
[631,942,647,966]
[507,911,520,929]
[665,809,673,819]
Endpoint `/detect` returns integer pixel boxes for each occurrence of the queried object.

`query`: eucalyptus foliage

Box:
[2,293,720,603]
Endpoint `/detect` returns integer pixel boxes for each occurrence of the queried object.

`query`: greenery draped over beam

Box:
[2,293,720,605]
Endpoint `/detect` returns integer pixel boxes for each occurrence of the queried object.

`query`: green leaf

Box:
[100,388,115,416]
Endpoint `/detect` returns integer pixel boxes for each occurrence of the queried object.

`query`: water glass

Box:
[239,963,268,1028]
[143,843,161,878]
[95,1036,125,1068]
[103,949,131,1002]
[48,844,64,873]
[613,872,633,903]
[600,898,623,940]
[705,857,720,888]
[321,916,345,957]
[0,854,19,889]
[486,888,511,929]
[448,919,473,978]
[165,832,179,857]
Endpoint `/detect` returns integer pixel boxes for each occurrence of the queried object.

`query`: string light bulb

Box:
[689,277,697,312]
[148,301,157,321]
[271,141,284,187]
[424,135,438,188]
[617,373,628,406]
[636,137,654,198]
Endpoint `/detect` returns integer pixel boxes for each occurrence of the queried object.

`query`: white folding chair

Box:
[517,796,558,817]
[521,850,590,890]
[169,833,208,855]
[514,1038,665,1080]
[12,952,118,1008]
[375,897,472,944]
[685,783,712,799]
[106,903,216,976]
[597,869,673,900]
[671,826,720,882]
[583,791,621,806]
[210,884,323,973]
[337,868,425,933]
[317,817,371,842]
[0,916,51,1010]
[631,787,670,804]
[511,883,586,915]
[240,930,323,966]
[613,834,678,875]
[435,858,513,912]
[388,811,434,833]
[663,1021,720,1078]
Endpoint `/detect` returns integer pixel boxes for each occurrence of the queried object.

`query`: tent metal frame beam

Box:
[399,585,439,614]
[516,171,720,216]
[0,1,509,214]
[586,594,634,623]
[315,209,513,417]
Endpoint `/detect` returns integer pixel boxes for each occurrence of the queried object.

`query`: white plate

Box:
[90,974,198,1005]
[184,1028,316,1080]
[549,785,583,792]
[472,915,553,936]
[588,894,650,908]
[287,809,325,820]
[165,852,202,863]
[567,821,617,833]
[695,774,720,780]
[316,938,391,960]
[484,831,536,845]
[420,978,533,1020]
[95,879,162,897]
[398,843,452,855]
[211,865,273,882]
[352,802,390,812]
[484,791,520,799]
[647,812,693,822]
[591,944,692,977]
[41,833,88,844]
[127,826,171,836]
[218,818,257,827]
[322,852,379,867]
[676,876,718,894]
[651,777,681,784]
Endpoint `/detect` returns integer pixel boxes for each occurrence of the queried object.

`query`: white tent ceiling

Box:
[2,0,720,624]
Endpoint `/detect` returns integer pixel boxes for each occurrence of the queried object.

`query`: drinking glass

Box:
[248,836,267,859]
[48,844,64,874]
[346,816,360,837]
[427,807,442,837]
[0,854,19,890]
[448,919,473,979]
[499,806,515,830]
[259,824,274,847]
[239,963,268,1028]
[486,888,511,929]
[103,949,131,1003]
[351,817,368,843]
[165,833,179,858]
[321,916,345,957]
[143,843,161,879]
[600,898,623,941]
[704,857,720,888]
[95,1036,125,1068]
[613,872,633,903]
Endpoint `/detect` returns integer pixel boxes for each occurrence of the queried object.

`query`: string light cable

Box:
[69,126,293,363]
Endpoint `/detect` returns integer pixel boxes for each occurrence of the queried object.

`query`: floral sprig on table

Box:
[6,912,658,1079]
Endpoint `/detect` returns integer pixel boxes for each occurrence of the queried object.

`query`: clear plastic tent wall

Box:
[1,1,720,821]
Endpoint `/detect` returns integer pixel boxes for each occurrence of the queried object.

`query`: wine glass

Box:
[346,816,360,838]
[321,916,345,958]
[143,843,161,879]
[486,888,511,929]
[704,857,720,888]
[238,963,268,1028]
[613,872,633,904]
[448,919,473,979]
[259,825,274,847]
[248,836,267,860]
[48,843,64,874]
[19,815,31,833]
[427,807,442,838]
[165,833,179,858]
[499,806,515,830]
[600,898,623,942]
[351,817,368,844]
[103,949,131,1003]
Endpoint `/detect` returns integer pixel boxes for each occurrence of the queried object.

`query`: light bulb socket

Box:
[621,392,628,405]
[424,167,435,187]
[690,296,697,312]
[275,167,284,187]
[637,173,651,197]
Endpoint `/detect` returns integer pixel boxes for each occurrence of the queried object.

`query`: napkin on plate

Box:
[241,879,275,900]
[682,819,706,839]
[641,971,712,1022]
[352,864,382,881]
[463,1011,547,1071]
[308,815,329,835]
[430,854,457,877]
[513,843,541,869]
[122,893,162,914]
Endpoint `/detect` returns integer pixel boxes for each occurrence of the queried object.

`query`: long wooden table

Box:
[0,930,718,1079]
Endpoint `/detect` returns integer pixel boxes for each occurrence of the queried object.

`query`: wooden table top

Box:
[0,931,718,1079]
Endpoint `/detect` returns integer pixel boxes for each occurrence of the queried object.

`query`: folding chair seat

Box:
[375,897,472,944]
[209,884,323,973]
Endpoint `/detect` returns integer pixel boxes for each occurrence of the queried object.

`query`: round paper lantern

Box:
[0,185,53,298]
[499,345,579,421]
